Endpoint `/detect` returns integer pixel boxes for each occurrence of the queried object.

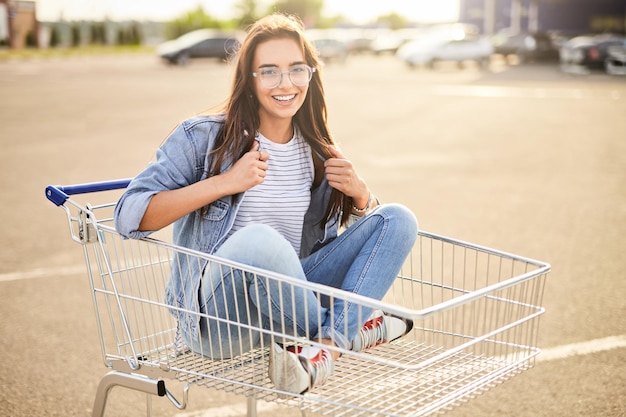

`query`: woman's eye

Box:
[261,69,279,76]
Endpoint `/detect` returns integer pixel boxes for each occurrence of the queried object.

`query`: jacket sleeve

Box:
[114,121,204,239]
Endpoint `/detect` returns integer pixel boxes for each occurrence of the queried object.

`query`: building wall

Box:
[538,0,625,33]
[460,0,625,34]
[0,0,38,48]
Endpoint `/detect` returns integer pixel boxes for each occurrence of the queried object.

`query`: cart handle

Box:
[45,179,132,206]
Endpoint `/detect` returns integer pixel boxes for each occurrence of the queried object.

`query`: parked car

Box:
[491,31,559,63]
[313,38,348,63]
[397,33,493,69]
[370,32,408,55]
[559,34,626,72]
[548,30,584,50]
[370,29,422,55]
[344,36,374,54]
[605,41,626,75]
[157,29,241,66]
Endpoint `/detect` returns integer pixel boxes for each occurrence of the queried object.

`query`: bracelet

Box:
[352,192,373,213]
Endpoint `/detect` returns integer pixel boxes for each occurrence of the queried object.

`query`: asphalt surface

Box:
[0,53,625,417]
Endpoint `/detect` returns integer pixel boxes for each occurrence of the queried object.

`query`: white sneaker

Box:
[351,309,413,352]
[268,343,334,395]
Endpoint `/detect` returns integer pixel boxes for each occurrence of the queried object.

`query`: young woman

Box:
[114,13,418,395]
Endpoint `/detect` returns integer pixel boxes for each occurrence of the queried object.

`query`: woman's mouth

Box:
[273,94,296,103]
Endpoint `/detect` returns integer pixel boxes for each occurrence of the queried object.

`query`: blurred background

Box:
[1,0,625,74]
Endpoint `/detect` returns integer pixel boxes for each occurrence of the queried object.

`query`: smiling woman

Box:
[113,12,419,396]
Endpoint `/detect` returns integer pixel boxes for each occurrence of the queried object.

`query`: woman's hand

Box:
[324,145,370,209]
[139,142,269,232]
[220,141,270,195]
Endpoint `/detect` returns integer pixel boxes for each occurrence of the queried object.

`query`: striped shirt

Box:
[228,130,314,254]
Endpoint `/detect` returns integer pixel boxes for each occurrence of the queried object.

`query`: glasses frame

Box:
[252,65,316,89]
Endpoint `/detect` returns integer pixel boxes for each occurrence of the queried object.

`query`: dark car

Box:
[559,34,626,71]
[157,29,241,66]
[492,31,559,63]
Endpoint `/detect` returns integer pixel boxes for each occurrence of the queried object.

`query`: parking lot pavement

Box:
[1,54,625,417]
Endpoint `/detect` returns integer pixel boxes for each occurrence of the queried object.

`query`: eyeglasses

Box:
[252,64,316,89]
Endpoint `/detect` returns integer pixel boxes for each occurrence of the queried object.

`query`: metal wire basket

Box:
[46,179,550,417]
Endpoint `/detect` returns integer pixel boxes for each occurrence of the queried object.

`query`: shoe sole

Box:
[268,344,310,397]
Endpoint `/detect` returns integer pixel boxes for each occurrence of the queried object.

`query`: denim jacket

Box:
[114,114,339,339]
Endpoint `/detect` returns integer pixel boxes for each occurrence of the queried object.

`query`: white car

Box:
[397,33,493,69]
[605,42,626,75]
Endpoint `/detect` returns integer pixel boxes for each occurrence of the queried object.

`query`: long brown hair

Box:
[210,13,350,226]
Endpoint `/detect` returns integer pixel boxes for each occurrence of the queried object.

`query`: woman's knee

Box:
[216,224,302,274]
[376,203,418,238]
[219,224,286,257]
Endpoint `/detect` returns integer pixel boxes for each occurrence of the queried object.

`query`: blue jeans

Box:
[187,203,418,359]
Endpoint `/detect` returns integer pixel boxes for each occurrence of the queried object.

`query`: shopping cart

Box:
[46,179,550,417]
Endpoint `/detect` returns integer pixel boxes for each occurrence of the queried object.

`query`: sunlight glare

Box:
[324,0,460,24]
[37,0,460,23]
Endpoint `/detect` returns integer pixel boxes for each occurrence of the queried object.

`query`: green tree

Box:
[49,25,60,47]
[269,0,324,26]
[90,22,106,45]
[25,30,36,47]
[128,22,142,45]
[316,14,346,29]
[71,24,81,47]
[116,27,126,45]
[165,6,230,39]
[235,0,258,28]
[116,22,143,45]
[376,13,408,30]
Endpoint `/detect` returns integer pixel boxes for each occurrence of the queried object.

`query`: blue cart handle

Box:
[45,178,132,206]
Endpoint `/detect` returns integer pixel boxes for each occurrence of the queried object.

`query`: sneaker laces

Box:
[291,346,334,390]
[353,310,413,352]
[356,314,386,351]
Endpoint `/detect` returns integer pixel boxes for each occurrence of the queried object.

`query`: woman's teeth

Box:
[273,94,295,102]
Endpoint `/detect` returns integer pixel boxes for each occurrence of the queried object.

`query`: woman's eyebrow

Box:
[258,61,305,68]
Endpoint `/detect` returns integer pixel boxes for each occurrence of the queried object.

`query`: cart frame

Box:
[46,179,550,417]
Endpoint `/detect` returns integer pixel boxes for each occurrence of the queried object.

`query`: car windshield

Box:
[175,30,218,47]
